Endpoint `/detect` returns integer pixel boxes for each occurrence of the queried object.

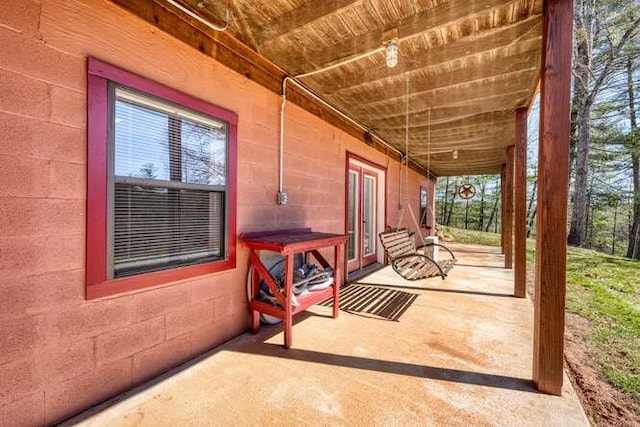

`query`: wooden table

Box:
[240,228,347,348]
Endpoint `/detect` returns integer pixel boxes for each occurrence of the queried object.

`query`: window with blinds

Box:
[108,86,228,278]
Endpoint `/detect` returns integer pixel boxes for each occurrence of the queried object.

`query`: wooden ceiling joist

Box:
[272,0,514,74]
[379,118,514,135]
[397,129,514,147]
[369,95,524,130]
[324,52,538,105]
[254,0,363,46]
[344,73,536,115]
[311,17,541,95]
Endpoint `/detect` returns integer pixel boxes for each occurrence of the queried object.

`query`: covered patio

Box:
[0,0,574,423]
[109,0,572,394]
[65,244,587,425]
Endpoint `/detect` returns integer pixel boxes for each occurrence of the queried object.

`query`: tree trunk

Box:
[446,185,456,226]
[527,207,537,238]
[526,180,537,224]
[568,3,640,247]
[479,181,486,231]
[568,10,593,247]
[486,189,500,232]
[441,177,450,224]
[626,58,640,259]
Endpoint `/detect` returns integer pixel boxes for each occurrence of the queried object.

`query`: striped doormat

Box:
[319,285,419,322]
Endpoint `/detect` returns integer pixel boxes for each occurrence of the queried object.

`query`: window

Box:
[420,186,429,227]
[87,58,237,299]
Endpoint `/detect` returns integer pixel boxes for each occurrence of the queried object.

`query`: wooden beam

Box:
[379,116,514,133]
[393,124,514,139]
[368,93,528,129]
[504,145,515,269]
[254,0,362,46]
[434,164,503,176]
[344,72,537,115]
[316,17,542,94]
[418,147,507,163]
[227,0,258,49]
[274,0,523,75]
[533,0,573,396]
[514,108,528,297]
[333,58,539,106]
[407,131,515,152]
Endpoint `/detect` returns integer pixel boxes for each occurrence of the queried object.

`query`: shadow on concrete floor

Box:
[233,342,539,393]
[352,281,514,298]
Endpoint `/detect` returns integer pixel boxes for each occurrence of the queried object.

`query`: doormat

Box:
[319,285,419,322]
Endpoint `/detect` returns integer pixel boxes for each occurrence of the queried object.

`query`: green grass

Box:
[441,226,501,246]
[565,246,640,397]
[445,227,640,398]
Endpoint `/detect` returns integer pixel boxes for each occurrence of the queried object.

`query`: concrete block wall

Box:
[0,0,434,424]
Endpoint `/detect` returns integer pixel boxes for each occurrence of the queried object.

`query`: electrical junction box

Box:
[277,191,288,205]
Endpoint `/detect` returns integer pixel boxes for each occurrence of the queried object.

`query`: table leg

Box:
[283,253,294,349]
[250,259,260,334]
[333,243,343,318]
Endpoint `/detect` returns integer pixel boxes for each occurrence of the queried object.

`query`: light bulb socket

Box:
[385,40,399,68]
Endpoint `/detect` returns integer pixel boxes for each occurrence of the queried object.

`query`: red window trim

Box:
[86,57,237,300]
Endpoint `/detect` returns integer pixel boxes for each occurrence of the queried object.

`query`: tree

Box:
[568,0,640,246]
[626,56,640,258]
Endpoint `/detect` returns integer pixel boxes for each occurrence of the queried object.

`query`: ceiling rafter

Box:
[374,111,515,141]
[379,118,514,134]
[433,164,504,176]
[226,0,258,49]
[341,70,537,113]
[391,128,513,145]
[268,0,514,74]
[324,53,538,106]
[253,0,364,46]
[389,138,514,154]
[417,134,513,145]
[312,17,541,95]
[362,90,528,126]
[429,152,506,164]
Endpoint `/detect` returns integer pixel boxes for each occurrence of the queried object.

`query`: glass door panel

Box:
[363,174,376,258]
[347,170,359,262]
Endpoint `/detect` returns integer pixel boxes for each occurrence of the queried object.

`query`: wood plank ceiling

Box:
[169,0,543,176]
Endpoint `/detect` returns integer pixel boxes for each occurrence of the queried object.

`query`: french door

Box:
[347,165,378,271]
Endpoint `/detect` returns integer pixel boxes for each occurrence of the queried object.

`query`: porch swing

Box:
[378,74,457,281]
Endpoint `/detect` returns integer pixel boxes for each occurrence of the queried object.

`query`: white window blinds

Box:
[109,87,228,278]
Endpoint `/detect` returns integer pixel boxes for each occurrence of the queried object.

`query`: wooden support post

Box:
[504,146,514,269]
[514,108,528,297]
[500,168,505,254]
[533,0,573,396]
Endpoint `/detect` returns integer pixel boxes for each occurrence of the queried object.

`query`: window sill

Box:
[86,257,235,300]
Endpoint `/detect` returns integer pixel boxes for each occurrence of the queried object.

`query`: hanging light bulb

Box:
[385,40,399,68]
[452,149,458,160]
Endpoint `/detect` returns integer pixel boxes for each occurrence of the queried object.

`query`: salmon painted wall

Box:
[0,0,434,424]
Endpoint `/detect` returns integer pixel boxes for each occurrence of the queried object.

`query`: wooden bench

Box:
[379,229,457,280]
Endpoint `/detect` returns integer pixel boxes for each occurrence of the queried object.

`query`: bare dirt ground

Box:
[526,269,640,426]
[564,313,640,426]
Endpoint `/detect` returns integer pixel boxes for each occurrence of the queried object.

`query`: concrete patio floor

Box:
[65,243,588,426]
